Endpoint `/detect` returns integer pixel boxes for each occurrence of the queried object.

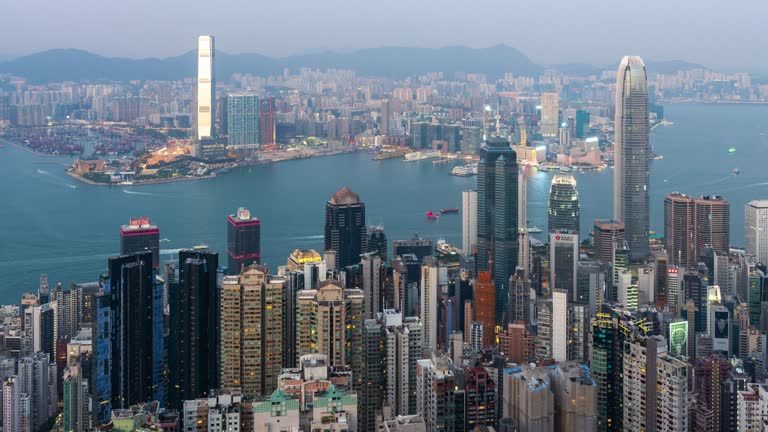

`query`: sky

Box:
[3,0,767,72]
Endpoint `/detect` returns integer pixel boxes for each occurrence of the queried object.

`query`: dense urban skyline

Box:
[2,7,768,429]
[2,1,768,72]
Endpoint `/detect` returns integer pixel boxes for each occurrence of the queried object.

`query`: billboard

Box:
[712,308,730,352]
[669,321,688,356]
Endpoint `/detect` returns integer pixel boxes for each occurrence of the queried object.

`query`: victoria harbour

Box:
[1,103,766,301]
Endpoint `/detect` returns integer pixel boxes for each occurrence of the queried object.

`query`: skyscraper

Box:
[477,136,518,322]
[196,35,215,140]
[746,200,768,263]
[324,187,367,270]
[474,271,496,348]
[119,218,160,269]
[664,192,730,269]
[550,232,579,300]
[361,254,382,319]
[548,174,580,235]
[259,96,275,145]
[593,220,625,265]
[227,207,261,275]
[551,289,568,362]
[107,252,164,409]
[380,99,391,135]
[219,265,284,396]
[540,92,559,137]
[226,94,259,147]
[462,190,478,255]
[614,55,650,260]
[167,249,220,408]
[420,257,440,352]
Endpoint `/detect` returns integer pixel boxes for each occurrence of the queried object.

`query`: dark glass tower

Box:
[324,186,367,270]
[120,218,160,269]
[107,252,164,409]
[477,136,518,322]
[168,249,220,408]
[227,207,261,275]
[547,174,580,235]
[367,225,387,260]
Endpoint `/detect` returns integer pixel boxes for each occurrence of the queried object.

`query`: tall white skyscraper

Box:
[746,200,768,263]
[552,289,568,362]
[462,190,477,255]
[614,55,650,260]
[2,376,20,432]
[541,92,559,137]
[420,257,439,351]
[196,35,215,139]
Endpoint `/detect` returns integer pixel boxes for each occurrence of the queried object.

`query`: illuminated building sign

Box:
[669,321,688,356]
[297,256,322,264]
[130,218,151,226]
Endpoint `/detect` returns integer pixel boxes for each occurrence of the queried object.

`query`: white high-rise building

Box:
[3,377,20,432]
[552,290,568,362]
[746,200,768,263]
[614,56,650,260]
[420,257,439,351]
[196,35,215,139]
[541,92,559,137]
[381,311,422,417]
[462,190,477,255]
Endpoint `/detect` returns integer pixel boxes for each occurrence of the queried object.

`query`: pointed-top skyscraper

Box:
[325,187,367,270]
[614,55,650,260]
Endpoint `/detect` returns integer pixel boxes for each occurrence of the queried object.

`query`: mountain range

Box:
[0,45,707,84]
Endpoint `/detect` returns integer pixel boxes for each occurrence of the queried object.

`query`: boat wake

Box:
[291,235,324,241]
[36,169,49,175]
[123,189,155,196]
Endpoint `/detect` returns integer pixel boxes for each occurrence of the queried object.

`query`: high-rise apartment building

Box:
[259,96,275,145]
[416,354,456,432]
[361,254,382,319]
[614,56,650,260]
[226,94,259,147]
[462,190,478,255]
[295,280,364,385]
[746,200,768,263]
[119,218,160,269]
[421,257,440,351]
[324,187,367,270]
[502,362,597,431]
[540,92,559,137]
[196,35,215,139]
[548,174,580,234]
[168,249,220,408]
[477,136,518,321]
[622,335,689,432]
[226,207,261,275]
[552,289,569,362]
[3,376,20,432]
[219,265,284,397]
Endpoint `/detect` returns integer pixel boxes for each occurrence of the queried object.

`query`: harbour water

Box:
[1,103,767,302]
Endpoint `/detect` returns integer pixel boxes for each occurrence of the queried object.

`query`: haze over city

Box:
[2,0,768,71]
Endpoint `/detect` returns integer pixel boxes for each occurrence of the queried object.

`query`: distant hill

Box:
[0,45,543,84]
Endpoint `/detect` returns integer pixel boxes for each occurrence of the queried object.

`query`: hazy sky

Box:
[3,0,767,72]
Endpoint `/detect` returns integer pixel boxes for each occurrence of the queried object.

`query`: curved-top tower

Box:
[614,56,650,260]
[548,174,580,235]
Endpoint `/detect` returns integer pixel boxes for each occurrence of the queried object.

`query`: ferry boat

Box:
[436,239,461,256]
[405,150,440,161]
[426,211,439,220]
[450,163,478,177]
[440,208,459,214]
[527,226,543,233]
[732,168,740,175]
[373,149,408,160]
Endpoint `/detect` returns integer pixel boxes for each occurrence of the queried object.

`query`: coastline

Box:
[0,137,76,157]
[64,146,363,187]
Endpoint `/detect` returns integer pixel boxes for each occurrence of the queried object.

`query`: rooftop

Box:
[329,186,361,205]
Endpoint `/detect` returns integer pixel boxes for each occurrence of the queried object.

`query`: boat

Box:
[732,168,740,175]
[405,150,440,161]
[450,163,478,177]
[440,208,459,214]
[527,226,543,233]
[558,165,572,173]
[436,239,461,256]
[426,211,439,220]
[373,149,408,160]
